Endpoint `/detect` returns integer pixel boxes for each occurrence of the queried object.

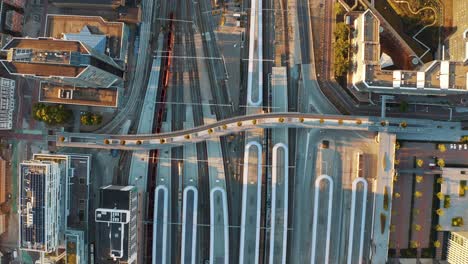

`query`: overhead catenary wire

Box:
[154,101,279,109]
[141,154,296,168]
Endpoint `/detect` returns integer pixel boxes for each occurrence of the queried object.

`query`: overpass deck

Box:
[57,113,463,150]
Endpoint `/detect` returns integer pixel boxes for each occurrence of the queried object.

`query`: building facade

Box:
[95,185,138,264]
[0,77,15,130]
[19,160,60,252]
[30,153,91,263]
[447,232,468,264]
[1,38,124,88]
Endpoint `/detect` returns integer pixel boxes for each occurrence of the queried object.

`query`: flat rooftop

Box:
[96,185,137,263]
[353,10,468,94]
[1,38,89,77]
[19,162,48,251]
[45,15,125,59]
[50,0,125,7]
[1,38,123,81]
[3,38,87,53]
[1,61,85,77]
[39,83,118,107]
[439,167,468,231]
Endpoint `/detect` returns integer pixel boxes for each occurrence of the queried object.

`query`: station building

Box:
[95,185,138,264]
[352,10,468,95]
[0,37,124,88]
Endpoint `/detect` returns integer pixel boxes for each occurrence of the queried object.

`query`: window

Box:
[79,178,86,185]
[79,210,84,221]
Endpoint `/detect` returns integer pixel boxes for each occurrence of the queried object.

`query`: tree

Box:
[437,158,445,168]
[333,23,351,77]
[413,224,422,231]
[416,175,423,183]
[334,2,346,16]
[80,113,92,126]
[438,144,447,152]
[91,113,102,125]
[416,159,424,167]
[410,240,420,248]
[452,217,464,227]
[80,112,103,126]
[32,103,71,125]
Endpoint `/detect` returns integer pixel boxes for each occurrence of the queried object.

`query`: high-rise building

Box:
[0,77,15,130]
[30,153,91,264]
[95,185,138,264]
[447,232,468,264]
[19,160,60,252]
[1,38,124,88]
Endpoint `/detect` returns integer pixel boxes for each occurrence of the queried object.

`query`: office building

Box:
[352,10,468,95]
[19,160,60,252]
[30,153,91,263]
[447,232,468,264]
[1,38,124,88]
[45,14,129,62]
[95,185,138,264]
[0,77,14,130]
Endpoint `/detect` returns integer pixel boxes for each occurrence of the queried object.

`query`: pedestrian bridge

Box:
[56,112,461,150]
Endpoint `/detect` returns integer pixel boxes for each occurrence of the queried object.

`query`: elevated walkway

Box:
[57,113,463,150]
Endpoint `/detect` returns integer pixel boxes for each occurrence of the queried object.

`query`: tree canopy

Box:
[80,112,103,126]
[32,103,72,125]
[333,23,351,77]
